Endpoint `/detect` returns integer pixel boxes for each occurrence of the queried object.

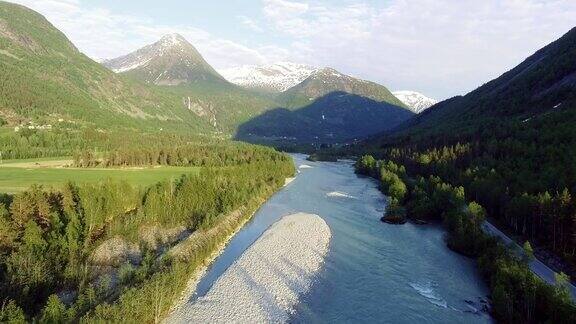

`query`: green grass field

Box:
[0,158,200,193]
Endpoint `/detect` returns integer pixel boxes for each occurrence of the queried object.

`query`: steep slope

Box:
[0,2,210,133]
[103,34,227,86]
[360,27,576,286]
[393,27,576,137]
[236,68,413,143]
[219,62,316,92]
[393,91,437,113]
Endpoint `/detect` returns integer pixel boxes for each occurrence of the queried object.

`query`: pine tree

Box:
[41,295,67,323]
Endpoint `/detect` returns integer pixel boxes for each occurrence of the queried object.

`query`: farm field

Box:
[0,157,200,193]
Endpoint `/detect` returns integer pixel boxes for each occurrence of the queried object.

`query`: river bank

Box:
[167,213,331,323]
[166,176,298,315]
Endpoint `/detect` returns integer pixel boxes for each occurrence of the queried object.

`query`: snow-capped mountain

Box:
[392,91,437,113]
[103,33,226,85]
[281,68,406,107]
[219,62,317,92]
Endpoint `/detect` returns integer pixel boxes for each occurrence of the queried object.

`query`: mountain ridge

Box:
[103,33,227,86]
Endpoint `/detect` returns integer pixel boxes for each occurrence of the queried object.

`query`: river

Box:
[183,154,491,323]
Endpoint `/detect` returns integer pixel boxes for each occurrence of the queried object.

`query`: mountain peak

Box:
[158,33,187,47]
[310,67,349,80]
[392,91,437,113]
[103,34,226,85]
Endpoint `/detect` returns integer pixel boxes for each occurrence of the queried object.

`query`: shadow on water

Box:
[234,91,414,144]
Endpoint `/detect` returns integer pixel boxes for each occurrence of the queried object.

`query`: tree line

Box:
[73,143,288,168]
[355,155,576,323]
[381,127,576,279]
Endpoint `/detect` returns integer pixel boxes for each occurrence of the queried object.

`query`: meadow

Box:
[0,157,200,193]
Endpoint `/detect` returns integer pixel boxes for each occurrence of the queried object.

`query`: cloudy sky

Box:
[8,0,576,99]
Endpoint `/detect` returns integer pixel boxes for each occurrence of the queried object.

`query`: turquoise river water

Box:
[189,154,492,323]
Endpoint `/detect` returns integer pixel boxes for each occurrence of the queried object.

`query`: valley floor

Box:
[0,157,200,193]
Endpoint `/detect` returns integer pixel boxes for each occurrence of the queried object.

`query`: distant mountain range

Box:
[0,1,418,144]
[102,36,413,143]
[392,91,437,113]
[219,63,436,114]
[219,62,316,92]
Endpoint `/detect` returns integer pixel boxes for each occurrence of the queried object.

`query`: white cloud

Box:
[263,0,309,18]
[261,0,576,99]
[238,15,263,33]
[6,0,285,68]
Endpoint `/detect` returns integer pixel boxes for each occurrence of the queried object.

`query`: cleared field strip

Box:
[0,157,201,193]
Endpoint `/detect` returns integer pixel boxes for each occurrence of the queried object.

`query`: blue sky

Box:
[9,0,576,99]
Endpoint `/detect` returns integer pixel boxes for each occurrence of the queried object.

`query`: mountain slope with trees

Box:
[360,26,576,283]
[393,26,576,137]
[235,68,413,144]
[0,2,210,133]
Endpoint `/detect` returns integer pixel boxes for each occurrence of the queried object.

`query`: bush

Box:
[118,263,135,285]
[0,300,26,323]
[355,155,377,176]
[41,295,67,323]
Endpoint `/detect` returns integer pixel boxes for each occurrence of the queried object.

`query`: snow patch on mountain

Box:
[393,91,437,113]
[103,34,190,73]
[219,62,317,92]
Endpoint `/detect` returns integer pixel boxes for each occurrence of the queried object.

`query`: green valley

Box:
[1,0,576,323]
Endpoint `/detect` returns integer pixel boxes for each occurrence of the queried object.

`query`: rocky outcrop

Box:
[139,225,190,251]
[90,236,142,267]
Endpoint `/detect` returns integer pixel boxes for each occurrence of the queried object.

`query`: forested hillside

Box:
[393,26,576,137]
[0,2,213,135]
[360,27,576,282]
[236,91,413,143]
[235,68,413,144]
